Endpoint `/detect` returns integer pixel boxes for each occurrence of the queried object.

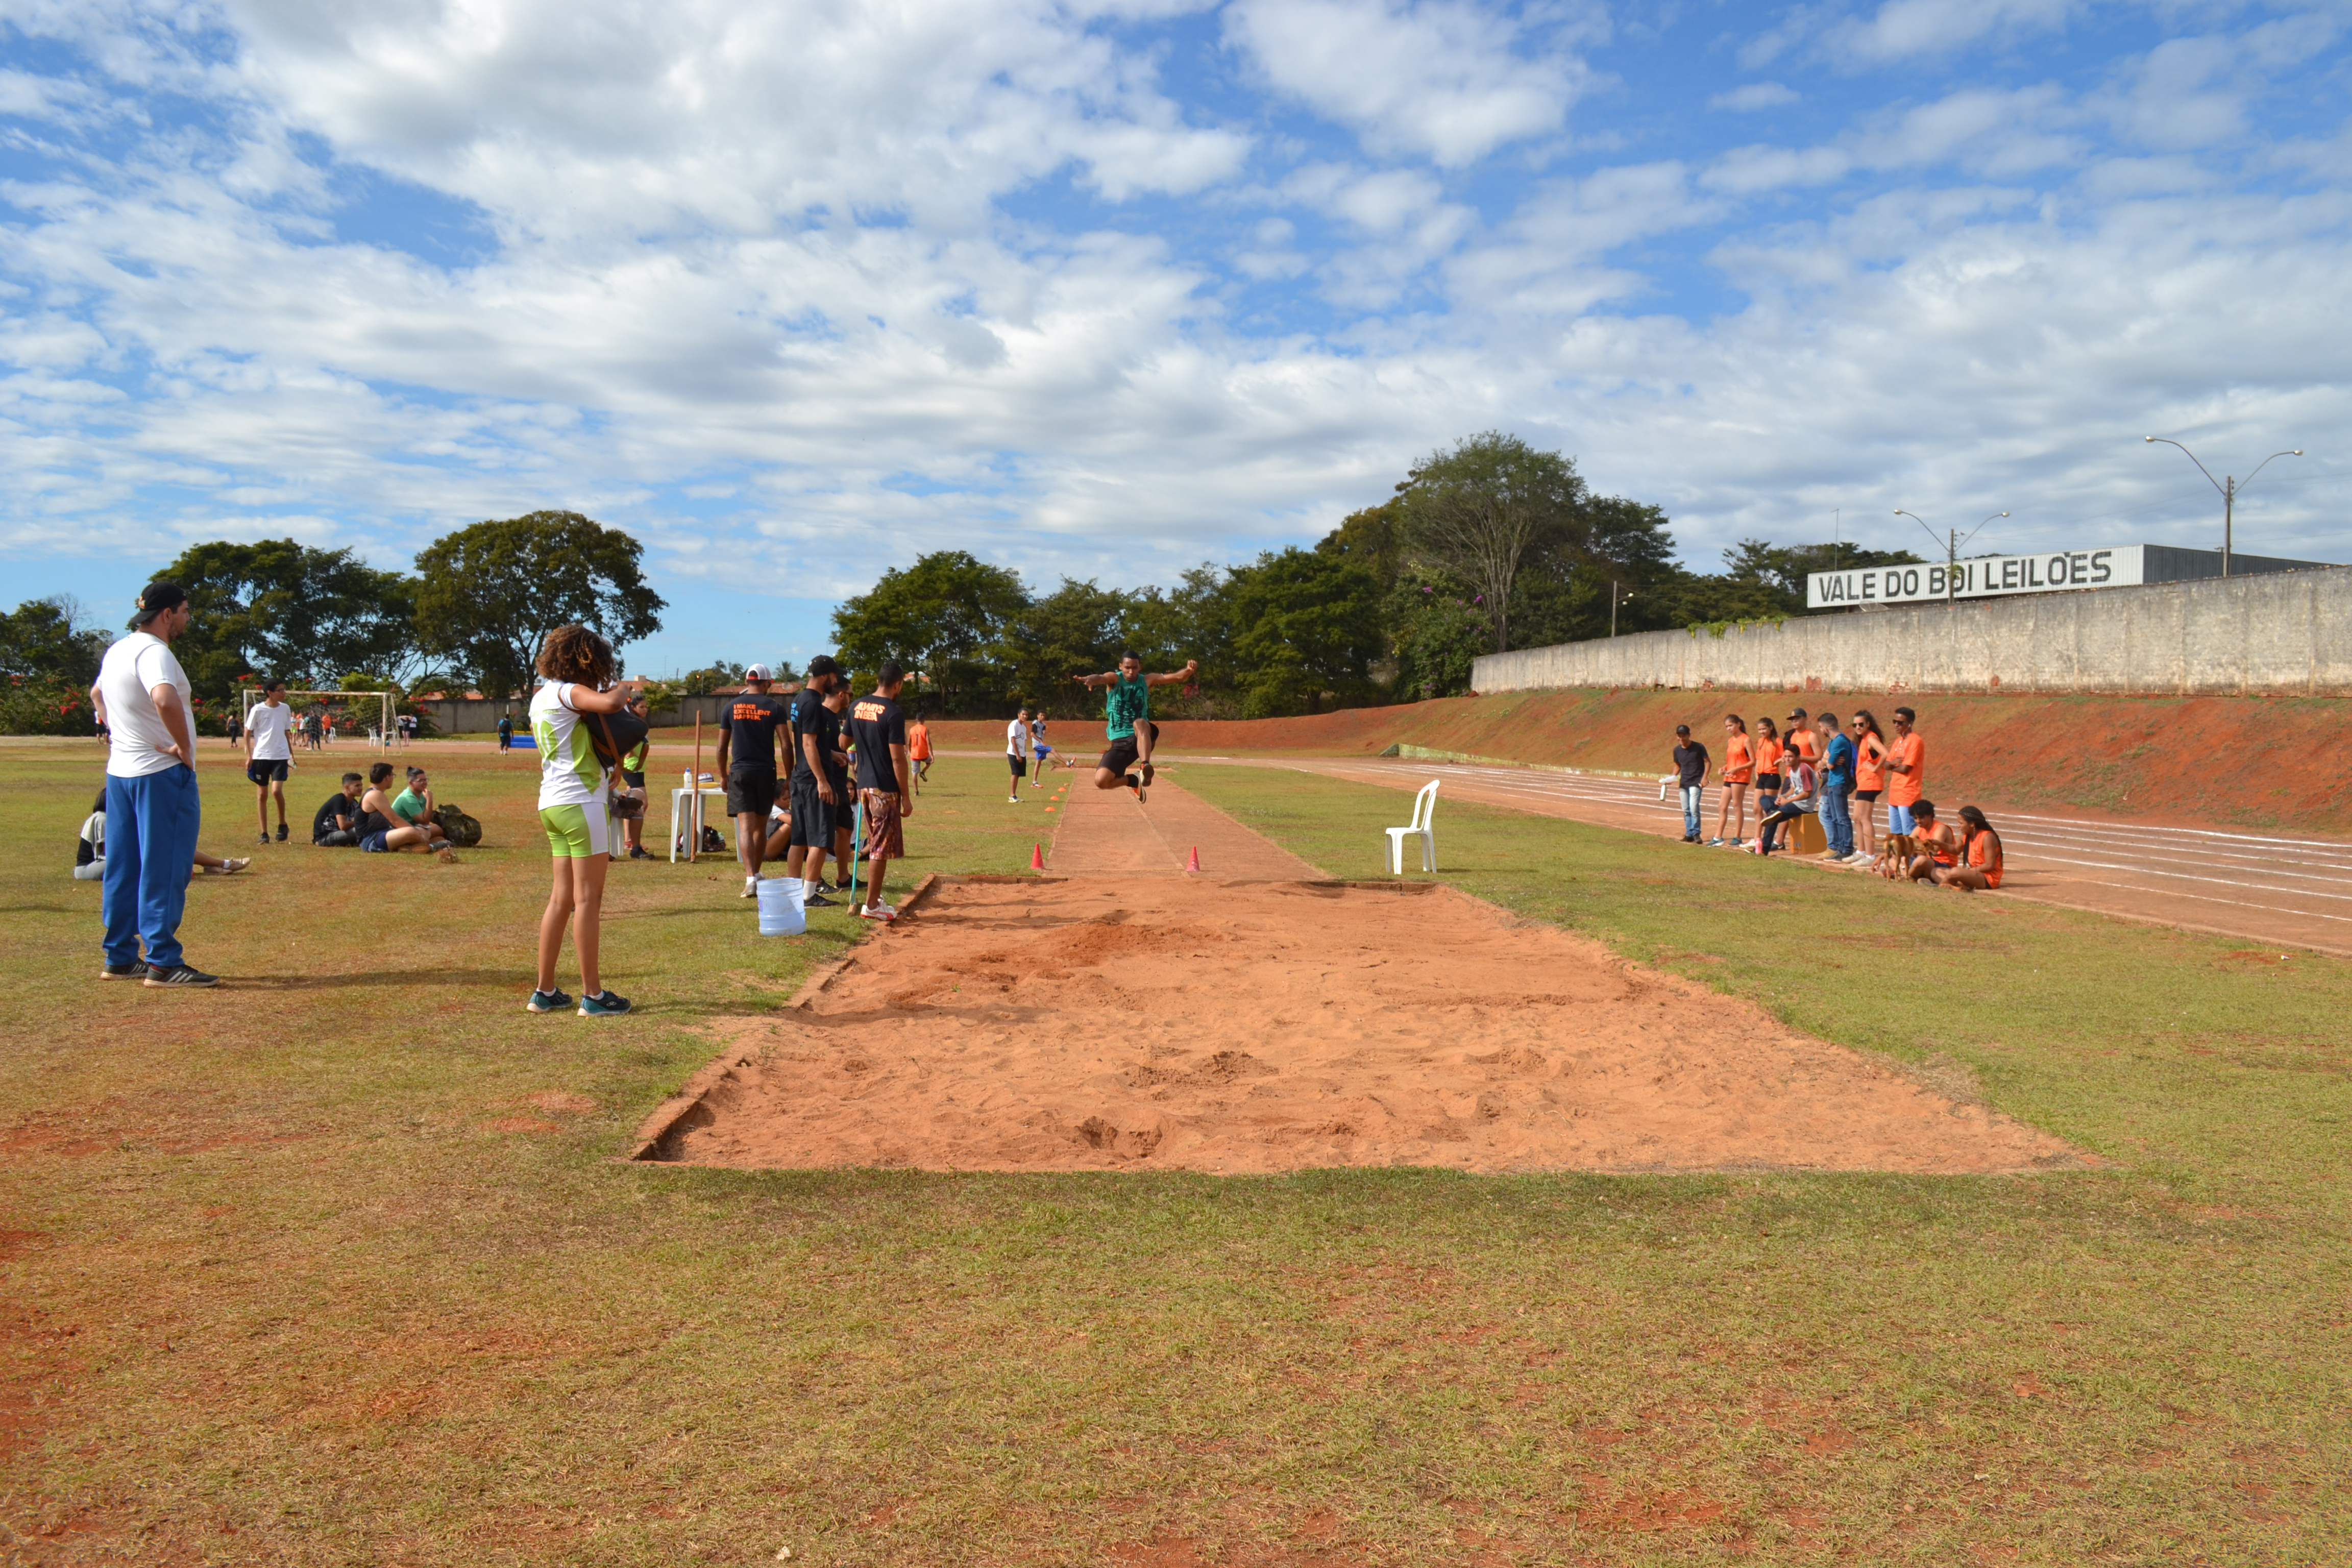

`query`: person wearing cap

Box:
[89,582,217,987]
[787,655,850,906]
[715,663,791,898]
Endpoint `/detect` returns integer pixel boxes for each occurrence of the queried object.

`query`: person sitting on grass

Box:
[1750,748,1815,855]
[1939,805,2004,892]
[313,774,364,846]
[77,790,249,878]
[1886,798,1960,883]
[391,766,437,836]
[357,762,453,857]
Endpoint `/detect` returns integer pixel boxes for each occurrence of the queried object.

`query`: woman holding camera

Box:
[527,624,644,1017]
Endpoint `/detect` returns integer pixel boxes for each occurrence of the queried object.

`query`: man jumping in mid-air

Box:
[1073,652,1196,801]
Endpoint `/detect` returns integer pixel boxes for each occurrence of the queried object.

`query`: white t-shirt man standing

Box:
[243,679,296,843]
[90,581,216,987]
[1005,707,1032,804]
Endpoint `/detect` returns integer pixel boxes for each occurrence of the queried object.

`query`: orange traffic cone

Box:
[1031,842,1045,871]
[1186,845,1200,873]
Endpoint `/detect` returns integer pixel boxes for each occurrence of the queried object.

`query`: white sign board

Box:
[1807,545,2145,609]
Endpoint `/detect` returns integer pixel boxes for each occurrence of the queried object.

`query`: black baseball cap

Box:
[132,581,188,625]
[805,654,841,679]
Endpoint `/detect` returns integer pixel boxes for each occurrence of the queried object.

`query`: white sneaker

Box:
[742,876,758,898]
[856,900,896,922]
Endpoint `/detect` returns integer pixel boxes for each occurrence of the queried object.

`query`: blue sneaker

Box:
[526,988,573,1013]
[578,990,631,1017]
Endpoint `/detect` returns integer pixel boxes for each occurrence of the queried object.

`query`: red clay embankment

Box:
[927,688,2352,835]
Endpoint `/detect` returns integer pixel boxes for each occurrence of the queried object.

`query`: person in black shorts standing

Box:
[715,663,790,899]
[787,655,849,908]
[845,662,914,922]
[242,677,296,844]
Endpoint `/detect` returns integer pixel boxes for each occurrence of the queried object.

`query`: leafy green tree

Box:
[412,512,665,697]
[680,660,747,696]
[1387,569,1491,700]
[1223,547,1384,717]
[148,540,416,701]
[1315,501,1405,594]
[0,597,107,685]
[998,578,1135,715]
[1395,432,1587,654]
[831,551,1028,711]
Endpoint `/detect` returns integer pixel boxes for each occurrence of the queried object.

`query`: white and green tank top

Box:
[530,682,607,808]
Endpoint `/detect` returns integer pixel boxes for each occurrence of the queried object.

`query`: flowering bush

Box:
[1,677,100,736]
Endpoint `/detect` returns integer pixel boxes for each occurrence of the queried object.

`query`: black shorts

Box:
[1855,788,1883,802]
[1008,754,1027,778]
[788,772,838,849]
[1756,772,1781,791]
[1096,723,1159,776]
[726,767,778,817]
[247,758,289,786]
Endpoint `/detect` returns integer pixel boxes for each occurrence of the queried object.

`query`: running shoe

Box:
[101,960,144,980]
[1706,838,1724,847]
[803,891,838,908]
[143,963,219,988]
[526,988,573,1013]
[1141,761,1155,787]
[205,857,251,875]
[857,901,897,922]
[578,990,632,1017]
[742,877,759,898]
[258,832,271,845]
[275,823,288,842]
[628,847,653,860]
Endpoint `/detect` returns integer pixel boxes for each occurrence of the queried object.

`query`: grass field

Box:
[2,740,2347,1565]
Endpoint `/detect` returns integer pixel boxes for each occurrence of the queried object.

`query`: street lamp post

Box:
[2144,437,2304,578]
[1893,509,2007,604]
[1609,581,1633,638]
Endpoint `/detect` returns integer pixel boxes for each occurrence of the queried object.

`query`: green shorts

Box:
[541,802,611,859]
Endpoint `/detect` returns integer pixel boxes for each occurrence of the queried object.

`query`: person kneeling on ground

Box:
[357,762,453,857]
[1940,805,2004,892]
[313,774,364,846]
[1751,750,1816,855]
[1896,799,1961,884]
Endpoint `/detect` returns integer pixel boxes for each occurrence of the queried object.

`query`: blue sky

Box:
[3,0,2349,675]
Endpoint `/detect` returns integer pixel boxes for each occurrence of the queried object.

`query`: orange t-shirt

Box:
[1754,736,1784,778]
[1923,824,1959,866]
[1723,734,1753,782]
[908,723,932,760]
[1888,733,1925,805]
[1855,733,1888,791]
[1789,727,1821,765]
[1967,829,2003,887]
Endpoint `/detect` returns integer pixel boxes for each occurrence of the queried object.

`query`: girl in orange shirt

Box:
[1752,717,1784,823]
[1711,715,1753,846]
[1849,710,1889,859]
[1943,805,2004,891]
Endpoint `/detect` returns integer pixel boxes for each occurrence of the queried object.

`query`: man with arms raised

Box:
[89,581,216,987]
[243,677,295,845]
[715,663,791,899]
[846,662,914,922]
[1074,652,1197,801]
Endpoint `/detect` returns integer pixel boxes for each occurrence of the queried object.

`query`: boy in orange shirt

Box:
[1884,706,1925,835]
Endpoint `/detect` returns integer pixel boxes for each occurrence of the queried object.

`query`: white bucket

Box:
[755,877,805,937]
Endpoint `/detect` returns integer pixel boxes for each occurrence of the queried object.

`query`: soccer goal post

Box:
[244,691,396,752]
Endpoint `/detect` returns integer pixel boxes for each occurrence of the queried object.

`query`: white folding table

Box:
[668,783,732,863]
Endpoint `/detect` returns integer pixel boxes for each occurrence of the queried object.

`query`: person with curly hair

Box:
[527,624,644,1017]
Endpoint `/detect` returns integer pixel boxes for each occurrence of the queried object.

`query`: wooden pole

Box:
[691,713,703,862]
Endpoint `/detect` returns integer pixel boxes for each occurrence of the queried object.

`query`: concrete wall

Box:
[1473,568,2352,697]
[420,693,743,733]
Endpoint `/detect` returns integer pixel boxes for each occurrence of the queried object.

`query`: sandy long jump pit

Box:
[638,875,2084,1174]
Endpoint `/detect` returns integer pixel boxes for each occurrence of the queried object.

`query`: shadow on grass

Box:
[230,968,521,991]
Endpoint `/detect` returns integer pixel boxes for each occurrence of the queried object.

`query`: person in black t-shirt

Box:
[1671,724,1711,844]
[786,655,851,906]
[715,664,792,897]
[312,773,364,846]
[844,662,913,922]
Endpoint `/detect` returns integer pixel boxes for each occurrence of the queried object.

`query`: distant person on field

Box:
[716,663,791,898]
[1942,805,2004,891]
[1075,652,1197,802]
[907,714,933,783]
[618,716,652,860]
[357,762,451,856]
[1752,746,1816,855]
[1884,706,1925,836]
[845,662,914,923]
[497,712,514,752]
[1752,716,1784,824]
[1849,711,1889,860]
[1005,705,1032,803]
[1028,710,1052,786]
[1816,711,1857,862]
[1710,714,1752,846]
[313,773,364,846]
[1886,798,1959,883]
[1671,723,1709,844]
[89,581,216,987]
[302,706,323,751]
[526,624,645,1016]
[787,655,850,908]
[243,677,296,845]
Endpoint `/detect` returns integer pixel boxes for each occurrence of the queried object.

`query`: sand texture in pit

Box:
[641,877,2087,1174]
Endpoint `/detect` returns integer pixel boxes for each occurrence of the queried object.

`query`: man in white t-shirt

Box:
[1006,706,1031,804]
[89,581,216,987]
[243,677,296,844]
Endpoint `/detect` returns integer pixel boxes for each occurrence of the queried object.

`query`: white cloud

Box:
[1223,0,1589,166]
[1828,0,2075,65]
[1709,82,1799,112]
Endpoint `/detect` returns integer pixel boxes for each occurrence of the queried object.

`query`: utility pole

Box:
[2145,437,2301,578]
[1609,581,1631,638]
[1895,510,2005,604]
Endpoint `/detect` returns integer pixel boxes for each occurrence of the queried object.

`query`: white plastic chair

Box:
[1385,780,1439,874]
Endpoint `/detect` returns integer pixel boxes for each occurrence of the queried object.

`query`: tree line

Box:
[834,432,1918,718]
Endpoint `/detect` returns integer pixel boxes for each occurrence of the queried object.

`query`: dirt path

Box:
[1046,772,1326,880]
[642,873,2085,1175]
